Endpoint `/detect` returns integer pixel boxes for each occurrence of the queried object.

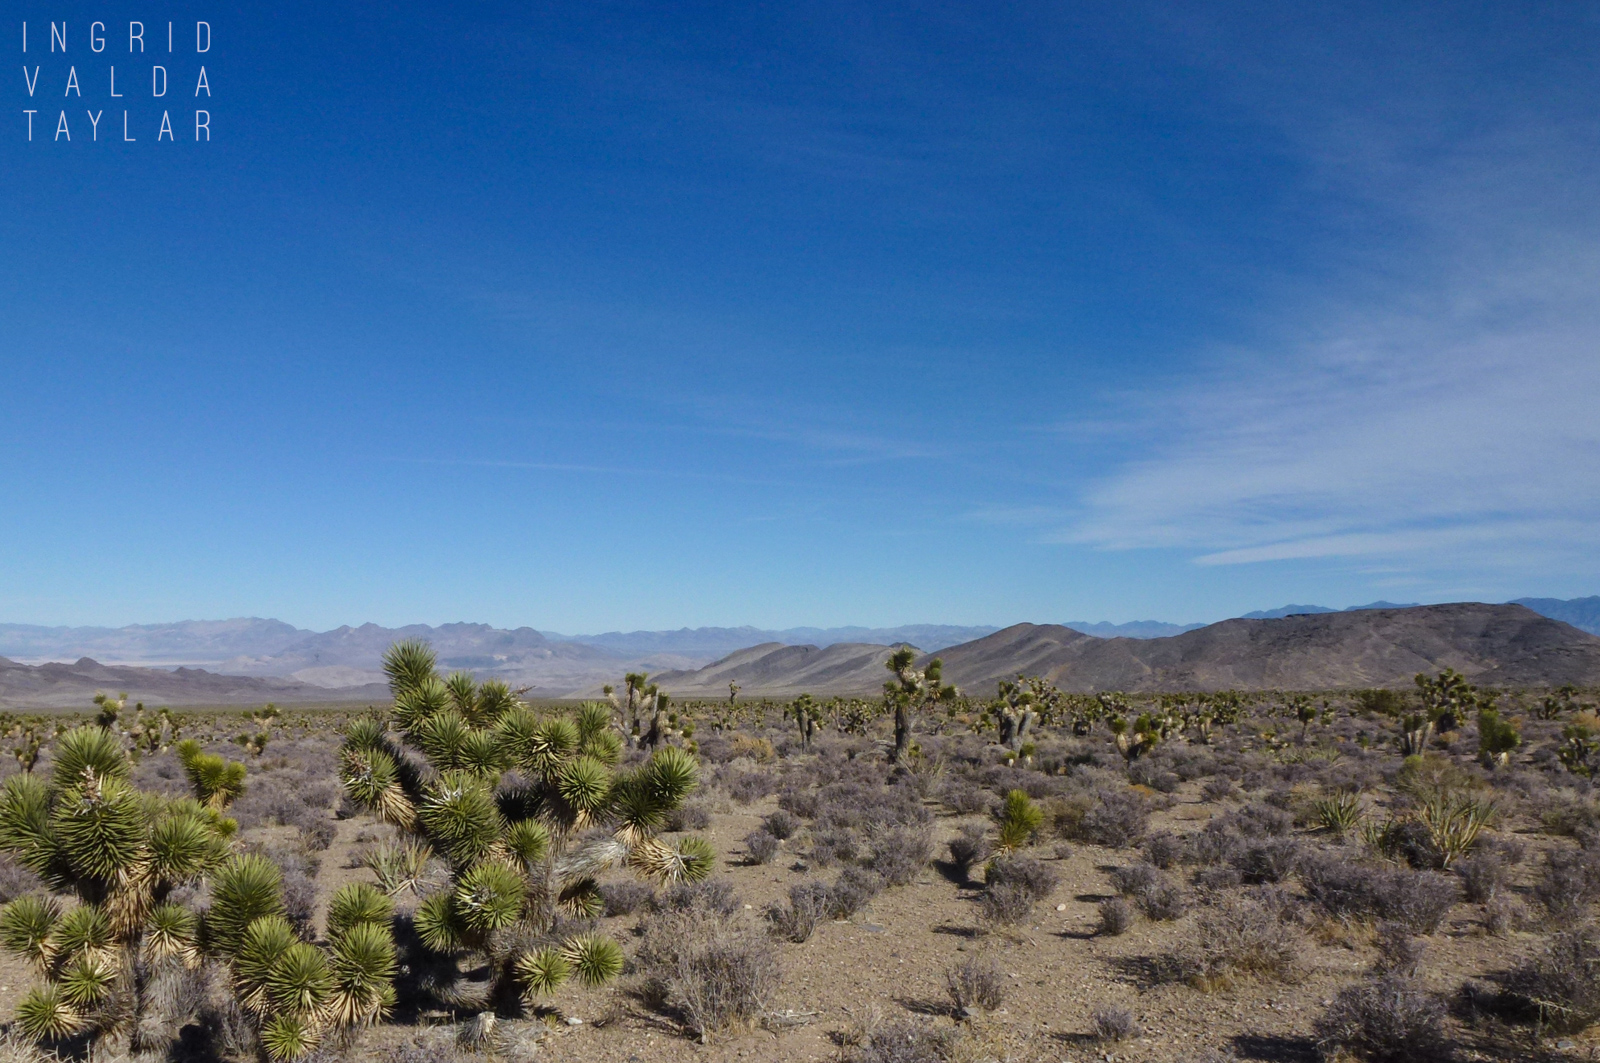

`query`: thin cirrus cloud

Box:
[1051,69,1600,580]
[1059,272,1600,575]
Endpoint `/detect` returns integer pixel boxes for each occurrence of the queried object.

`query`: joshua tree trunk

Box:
[891,702,910,763]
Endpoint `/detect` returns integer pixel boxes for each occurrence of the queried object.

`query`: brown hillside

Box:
[650,603,1600,696]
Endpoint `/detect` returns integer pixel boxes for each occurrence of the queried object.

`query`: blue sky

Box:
[4,1,1598,632]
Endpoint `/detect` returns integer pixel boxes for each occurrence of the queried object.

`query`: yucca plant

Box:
[1311,792,1364,837]
[1415,792,1496,868]
[338,640,713,1015]
[0,724,233,1055]
[995,789,1042,851]
[1476,708,1520,769]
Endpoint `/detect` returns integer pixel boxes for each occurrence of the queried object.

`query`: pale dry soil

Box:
[0,780,1573,1062]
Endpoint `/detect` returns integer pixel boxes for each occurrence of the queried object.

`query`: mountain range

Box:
[646,603,1600,696]
[0,597,1595,708]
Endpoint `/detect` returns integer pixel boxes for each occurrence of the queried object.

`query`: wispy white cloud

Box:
[1058,39,1600,583]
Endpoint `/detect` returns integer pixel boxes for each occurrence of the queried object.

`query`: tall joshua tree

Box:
[623,672,650,742]
[883,647,956,764]
[339,641,713,1016]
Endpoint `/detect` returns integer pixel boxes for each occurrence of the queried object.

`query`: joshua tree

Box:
[0,720,391,1063]
[339,641,713,1017]
[643,688,671,749]
[883,648,957,764]
[206,855,398,1059]
[175,739,249,810]
[1109,713,1161,763]
[790,694,821,749]
[0,725,230,1055]
[623,672,650,741]
[1415,668,1476,732]
[992,677,1041,751]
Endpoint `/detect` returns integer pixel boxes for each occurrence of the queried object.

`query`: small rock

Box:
[565,1017,583,1026]
[1056,903,1067,911]
[1558,1040,1576,1049]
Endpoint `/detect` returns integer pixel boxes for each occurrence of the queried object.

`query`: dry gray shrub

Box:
[1091,1004,1139,1041]
[636,903,780,1040]
[1313,974,1450,1061]
[945,955,1005,1013]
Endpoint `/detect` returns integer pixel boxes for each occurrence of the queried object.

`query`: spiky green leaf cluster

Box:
[174,739,248,811]
[338,641,709,1006]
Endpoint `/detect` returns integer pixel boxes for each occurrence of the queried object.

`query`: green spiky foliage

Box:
[0,723,233,1053]
[1109,713,1162,762]
[174,739,249,811]
[1476,707,1521,769]
[995,789,1043,851]
[208,857,398,1059]
[340,641,710,1014]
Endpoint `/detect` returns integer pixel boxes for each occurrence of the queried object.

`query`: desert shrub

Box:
[1107,858,1184,915]
[765,881,832,943]
[660,878,740,917]
[980,882,1036,926]
[1373,922,1426,976]
[1109,862,1160,898]
[987,854,1059,903]
[1300,855,1458,933]
[1229,802,1294,836]
[1097,898,1134,936]
[745,829,780,865]
[1091,1004,1139,1042]
[947,824,992,881]
[1300,854,1385,916]
[1135,878,1186,921]
[942,784,994,816]
[1313,974,1450,1062]
[946,955,1005,1013]
[727,771,775,805]
[811,829,858,868]
[1532,846,1600,918]
[666,800,714,832]
[0,854,42,903]
[867,825,933,886]
[828,866,885,919]
[763,809,801,840]
[1077,788,1149,848]
[1179,892,1300,988]
[1195,865,1245,892]
[1144,831,1187,870]
[1231,837,1300,884]
[298,817,336,852]
[1381,871,1458,934]
[1504,923,1600,1033]
[777,787,821,819]
[1192,825,1236,866]
[636,902,779,1039]
[1201,777,1236,802]
[846,1018,959,1063]
[1483,895,1518,936]
[1455,849,1509,904]
[601,881,655,917]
